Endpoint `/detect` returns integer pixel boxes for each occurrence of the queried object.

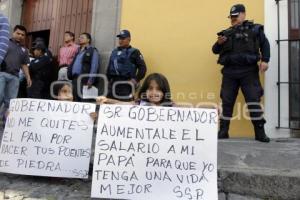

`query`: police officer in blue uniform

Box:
[212,4,271,142]
[107,30,147,101]
[67,33,100,102]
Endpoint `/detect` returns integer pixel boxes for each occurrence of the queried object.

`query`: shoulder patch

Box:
[253,24,264,35]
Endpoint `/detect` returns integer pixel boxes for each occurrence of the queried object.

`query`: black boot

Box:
[218,120,230,139]
[254,123,270,143]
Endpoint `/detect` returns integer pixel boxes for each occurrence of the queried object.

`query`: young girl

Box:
[52,81,74,101]
[97,73,174,106]
[51,81,96,176]
[52,81,97,120]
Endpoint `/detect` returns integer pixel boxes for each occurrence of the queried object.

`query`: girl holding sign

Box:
[52,81,98,120]
[52,81,74,101]
[97,73,175,107]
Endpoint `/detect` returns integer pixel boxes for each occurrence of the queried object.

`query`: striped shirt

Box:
[58,42,79,66]
[0,14,10,65]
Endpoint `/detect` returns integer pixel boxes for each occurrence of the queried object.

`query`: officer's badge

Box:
[117,51,122,56]
[231,7,236,12]
[86,53,91,56]
[139,54,144,60]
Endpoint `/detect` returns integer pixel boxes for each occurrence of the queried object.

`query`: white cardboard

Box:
[92,104,218,200]
[0,98,96,179]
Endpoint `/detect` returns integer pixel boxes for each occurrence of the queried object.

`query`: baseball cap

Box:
[116,30,131,38]
[32,43,46,51]
[229,4,246,17]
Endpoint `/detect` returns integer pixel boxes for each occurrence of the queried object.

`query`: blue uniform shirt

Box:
[72,45,99,84]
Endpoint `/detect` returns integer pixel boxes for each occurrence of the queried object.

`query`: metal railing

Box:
[275,0,300,129]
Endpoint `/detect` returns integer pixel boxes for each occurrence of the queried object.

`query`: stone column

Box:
[90,0,122,73]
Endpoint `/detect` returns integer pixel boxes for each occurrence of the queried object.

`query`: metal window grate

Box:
[275,0,300,130]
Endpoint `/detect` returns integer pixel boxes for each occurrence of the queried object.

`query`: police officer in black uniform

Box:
[32,37,54,99]
[106,30,147,101]
[27,43,51,99]
[212,4,270,142]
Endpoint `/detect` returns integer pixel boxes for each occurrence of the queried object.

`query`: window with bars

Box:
[289,0,300,128]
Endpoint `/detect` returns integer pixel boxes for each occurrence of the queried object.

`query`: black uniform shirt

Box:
[212,23,270,63]
[29,54,51,80]
[212,22,270,75]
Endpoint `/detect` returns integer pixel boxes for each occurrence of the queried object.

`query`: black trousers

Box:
[72,76,83,102]
[27,80,44,99]
[220,70,265,125]
[17,78,27,98]
[107,78,134,102]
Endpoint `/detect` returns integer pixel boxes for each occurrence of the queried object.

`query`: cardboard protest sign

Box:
[0,98,95,179]
[92,104,218,200]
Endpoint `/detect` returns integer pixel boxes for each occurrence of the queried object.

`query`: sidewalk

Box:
[0,135,299,200]
[218,138,300,200]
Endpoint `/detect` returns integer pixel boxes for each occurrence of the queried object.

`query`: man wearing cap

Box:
[106,29,147,101]
[29,37,54,99]
[32,37,53,61]
[212,4,271,142]
[27,43,51,98]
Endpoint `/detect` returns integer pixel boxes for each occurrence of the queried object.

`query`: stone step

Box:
[218,139,300,200]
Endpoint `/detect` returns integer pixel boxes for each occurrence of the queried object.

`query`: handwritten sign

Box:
[91,105,218,200]
[0,98,95,179]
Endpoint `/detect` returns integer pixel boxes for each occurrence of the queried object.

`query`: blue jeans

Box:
[0,72,20,109]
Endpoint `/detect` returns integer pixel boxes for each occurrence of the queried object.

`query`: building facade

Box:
[0,0,299,138]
